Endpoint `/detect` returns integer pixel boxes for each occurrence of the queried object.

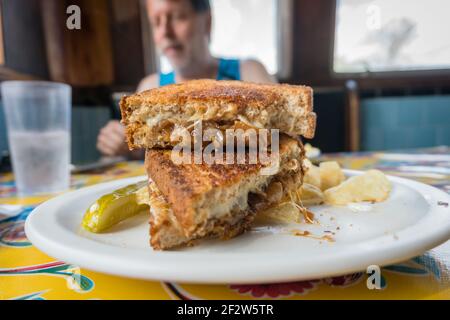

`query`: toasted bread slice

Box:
[120,79,316,149]
[146,134,305,250]
[148,180,259,250]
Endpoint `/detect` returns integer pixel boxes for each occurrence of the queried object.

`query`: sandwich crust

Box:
[148,171,306,250]
[145,134,305,244]
[148,179,258,250]
[120,79,316,149]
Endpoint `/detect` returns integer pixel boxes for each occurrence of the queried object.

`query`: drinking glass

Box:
[1,81,71,196]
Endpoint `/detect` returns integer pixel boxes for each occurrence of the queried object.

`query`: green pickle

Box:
[82,181,149,233]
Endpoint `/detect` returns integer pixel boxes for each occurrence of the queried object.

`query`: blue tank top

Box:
[159,58,240,86]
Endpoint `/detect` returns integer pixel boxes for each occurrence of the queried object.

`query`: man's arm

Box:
[240,59,277,84]
[97,74,159,159]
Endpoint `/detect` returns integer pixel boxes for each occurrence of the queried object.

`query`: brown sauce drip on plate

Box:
[291,229,335,242]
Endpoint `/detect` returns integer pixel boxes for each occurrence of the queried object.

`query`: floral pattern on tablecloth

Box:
[1,151,449,300]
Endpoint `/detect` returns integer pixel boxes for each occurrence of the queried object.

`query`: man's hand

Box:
[97,120,130,157]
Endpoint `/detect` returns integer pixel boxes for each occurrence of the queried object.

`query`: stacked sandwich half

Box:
[120,79,316,250]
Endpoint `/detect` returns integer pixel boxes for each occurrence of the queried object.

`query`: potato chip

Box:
[299,183,324,206]
[319,161,345,191]
[257,202,303,224]
[324,170,391,205]
[303,159,321,189]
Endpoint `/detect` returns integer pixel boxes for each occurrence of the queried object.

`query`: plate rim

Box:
[25,170,450,284]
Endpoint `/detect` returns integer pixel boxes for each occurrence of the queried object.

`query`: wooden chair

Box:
[345,80,360,152]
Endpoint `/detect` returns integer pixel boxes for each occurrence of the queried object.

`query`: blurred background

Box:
[0,0,449,164]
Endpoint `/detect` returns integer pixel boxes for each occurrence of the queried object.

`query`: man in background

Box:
[97,0,275,158]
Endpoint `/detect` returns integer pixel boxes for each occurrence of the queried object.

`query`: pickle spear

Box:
[82,181,149,233]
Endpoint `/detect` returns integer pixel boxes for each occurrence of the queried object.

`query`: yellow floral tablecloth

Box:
[1,147,449,300]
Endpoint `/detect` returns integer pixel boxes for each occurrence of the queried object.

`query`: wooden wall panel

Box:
[41,0,114,86]
[290,0,335,86]
[0,1,4,65]
[110,0,147,89]
[0,0,48,78]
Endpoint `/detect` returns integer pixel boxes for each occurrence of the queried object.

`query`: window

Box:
[334,0,450,73]
[160,0,279,75]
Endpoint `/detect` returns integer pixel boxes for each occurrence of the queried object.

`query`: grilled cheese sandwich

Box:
[146,134,305,250]
[120,79,316,149]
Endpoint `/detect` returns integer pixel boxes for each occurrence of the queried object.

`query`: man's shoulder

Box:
[239,59,276,83]
[137,73,159,92]
[240,58,265,70]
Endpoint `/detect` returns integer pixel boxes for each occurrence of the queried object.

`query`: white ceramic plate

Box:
[25,170,450,284]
